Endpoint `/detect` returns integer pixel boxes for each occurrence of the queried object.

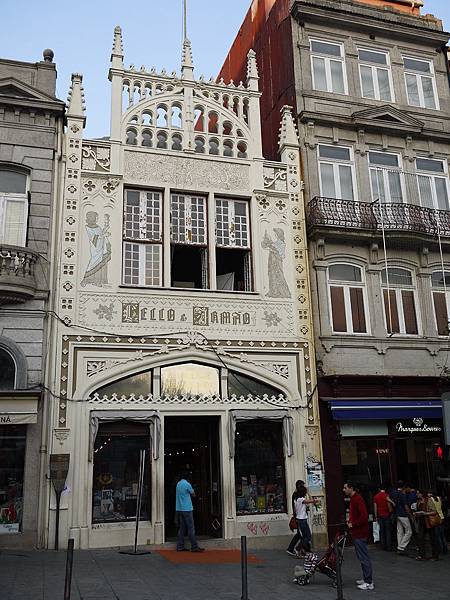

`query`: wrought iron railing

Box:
[307,197,450,237]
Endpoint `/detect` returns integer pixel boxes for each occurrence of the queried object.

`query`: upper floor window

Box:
[358,48,393,102]
[310,40,347,94]
[381,267,418,335]
[0,348,15,390]
[122,190,252,291]
[0,169,28,247]
[431,271,450,336]
[369,152,403,203]
[415,158,449,211]
[403,56,438,109]
[318,145,355,201]
[328,264,367,334]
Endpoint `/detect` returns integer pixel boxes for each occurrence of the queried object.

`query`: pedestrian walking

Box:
[414,490,440,561]
[343,481,374,591]
[373,484,392,551]
[390,481,412,555]
[286,482,316,556]
[431,491,447,555]
[175,471,205,553]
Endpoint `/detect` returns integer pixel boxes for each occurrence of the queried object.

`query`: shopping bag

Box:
[372,520,380,543]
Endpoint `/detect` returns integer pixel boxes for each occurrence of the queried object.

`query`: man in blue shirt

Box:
[176,471,205,552]
[390,481,412,555]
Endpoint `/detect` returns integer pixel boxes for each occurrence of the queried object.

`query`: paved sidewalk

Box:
[0,545,449,600]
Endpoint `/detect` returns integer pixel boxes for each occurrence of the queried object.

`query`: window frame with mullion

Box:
[122,189,163,288]
[368,151,405,204]
[403,56,439,110]
[358,48,394,102]
[318,144,357,202]
[431,270,450,337]
[381,268,419,336]
[415,158,450,212]
[310,39,348,95]
[327,264,369,335]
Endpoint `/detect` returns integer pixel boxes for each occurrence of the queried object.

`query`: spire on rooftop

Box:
[246,49,259,91]
[279,105,299,151]
[111,25,124,69]
[66,73,86,124]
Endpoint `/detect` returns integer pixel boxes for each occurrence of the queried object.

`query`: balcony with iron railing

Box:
[0,245,39,304]
[307,197,450,243]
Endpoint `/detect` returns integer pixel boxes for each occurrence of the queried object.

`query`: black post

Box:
[240,535,249,600]
[335,538,345,600]
[63,538,74,600]
[54,491,61,551]
[133,449,145,554]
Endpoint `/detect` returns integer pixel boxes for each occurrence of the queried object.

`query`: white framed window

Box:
[403,56,439,109]
[381,267,419,335]
[0,169,28,246]
[415,157,449,211]
[358,48,393,101]
[310,39,347,94]
[368,151,404,203]
[318,145,355,201]
[216,198,252,291]
[431,271,450,336]
[122,189,162,287]
[170,194,208,289]
[328,264,368,334]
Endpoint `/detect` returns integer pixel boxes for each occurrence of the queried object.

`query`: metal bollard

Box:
[335,538,345,600]
[240,535,249,600]
[64,538,74,600]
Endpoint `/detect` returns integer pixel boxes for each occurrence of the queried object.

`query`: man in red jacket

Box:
[343,481,374,591]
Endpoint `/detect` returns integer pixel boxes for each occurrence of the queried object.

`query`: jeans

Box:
[287,519,312,552]
[353,538,373,584]
[396,516,412,551]
[176,511,199,550]
[378,516,392,551]
[435,524,448,554]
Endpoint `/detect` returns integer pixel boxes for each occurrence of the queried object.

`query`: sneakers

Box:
[357,582,374,590]
[356,580,365,585]
[191,547,205,553]
[286,550,297,557]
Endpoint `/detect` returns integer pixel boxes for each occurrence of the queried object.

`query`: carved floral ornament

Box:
[82,145,111,172]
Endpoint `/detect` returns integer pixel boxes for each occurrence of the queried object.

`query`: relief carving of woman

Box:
[81,211,111,287]
[261,227,291,298]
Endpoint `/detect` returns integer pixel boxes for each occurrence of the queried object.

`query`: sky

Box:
[1,0,449,139]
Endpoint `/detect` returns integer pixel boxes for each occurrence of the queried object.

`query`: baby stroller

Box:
[293,530,347,587]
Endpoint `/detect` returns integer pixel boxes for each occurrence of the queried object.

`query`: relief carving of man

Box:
[81,211,111,287]
[261,227,291,298]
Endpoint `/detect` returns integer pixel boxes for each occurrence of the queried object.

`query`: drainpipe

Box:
[441,44,450,91]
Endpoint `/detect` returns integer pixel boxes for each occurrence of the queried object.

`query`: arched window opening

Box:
[432,270,450,336]
[208,111,218,134]
[237,141,247,159]
[222,121,233,136]
[0,348,15,390]
[128,115,138,125]
[144,83,152,99]
[142,130,152,147]
[161,363,220,397]
[156,84,163,94]
[125,128,138,146]
[222,95,229,109]
[223,139,234,157]
[194,137,205,154]
[132,84,140,104]
[194,107,204,132]
[237,129,244,138]
[171,105,182,128]
[328,263,367,334]
[228,371,283,398]
[209,138,219,156]
[243,99,249,125]
[171,133,182,151]
[156,105,168,128]
[142,111,152,126]
[122,82,131,112]
[94,371,152,398]
[156,131,168,149]
[232,97,240,117]
[380,267,418,335]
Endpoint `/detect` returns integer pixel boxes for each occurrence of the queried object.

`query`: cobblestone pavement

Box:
[0,544,449,600]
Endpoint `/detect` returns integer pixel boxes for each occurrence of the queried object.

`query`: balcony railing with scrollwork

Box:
[0,245,39,304]
[307,197,450,238]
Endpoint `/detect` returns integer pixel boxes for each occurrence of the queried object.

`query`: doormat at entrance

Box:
[156,549,263,564]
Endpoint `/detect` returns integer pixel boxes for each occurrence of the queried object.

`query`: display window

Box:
[0,425,26,534]
[92,421,150,524]
[234,420,286,515]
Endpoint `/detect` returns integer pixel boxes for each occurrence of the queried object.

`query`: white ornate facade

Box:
[42,28,323,549]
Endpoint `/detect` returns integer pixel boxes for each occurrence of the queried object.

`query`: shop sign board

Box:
[49,453,70,494]
[395,418,442,435]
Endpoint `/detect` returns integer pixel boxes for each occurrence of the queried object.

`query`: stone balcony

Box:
[0,245,39,304]
[307,196,450,247]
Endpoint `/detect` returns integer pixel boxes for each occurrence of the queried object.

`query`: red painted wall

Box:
[218,0,295,161]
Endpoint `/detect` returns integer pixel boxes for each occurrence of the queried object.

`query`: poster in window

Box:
[306,459,324,492]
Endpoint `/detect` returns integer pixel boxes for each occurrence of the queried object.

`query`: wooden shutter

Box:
[401,290,418,334]
[433,292,448,335]
[349,287,366,333]
[330,286,347,332]
[383,289,400,333]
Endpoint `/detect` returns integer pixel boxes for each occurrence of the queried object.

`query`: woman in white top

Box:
[286,481,317,556]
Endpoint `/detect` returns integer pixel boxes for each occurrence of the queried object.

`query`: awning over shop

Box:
[0,395,39,425]
[327,398,442,420]
[228,409,294,458]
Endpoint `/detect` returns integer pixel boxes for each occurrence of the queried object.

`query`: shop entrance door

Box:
[164,416,222,540]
